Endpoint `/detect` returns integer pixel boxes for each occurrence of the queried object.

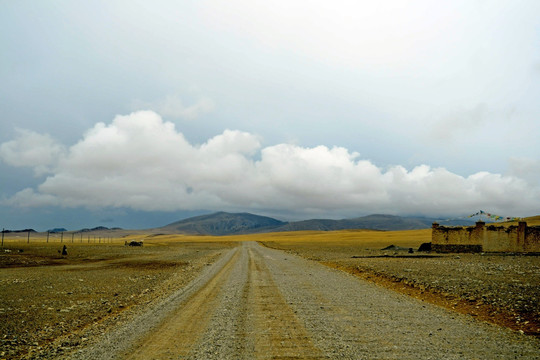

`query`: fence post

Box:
[61,232,64,243]
[1,228,4,247]
[27,230,30,244]
[47,231,49,243]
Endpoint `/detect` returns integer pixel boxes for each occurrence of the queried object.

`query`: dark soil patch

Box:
[109,259,186,270]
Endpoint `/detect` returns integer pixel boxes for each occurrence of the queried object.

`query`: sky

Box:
[1,0,539,231]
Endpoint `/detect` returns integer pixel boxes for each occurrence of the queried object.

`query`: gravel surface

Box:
[262,241,540,335]
[67,242,540,359]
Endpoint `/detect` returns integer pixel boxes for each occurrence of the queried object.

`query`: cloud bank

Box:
[1,111,538,218]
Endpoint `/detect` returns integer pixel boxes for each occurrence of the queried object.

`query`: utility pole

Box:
[71,232,74,243]
[1,228,4,248]
[46,231,49,243]
[27,230,30,244]
[61,232,64,243]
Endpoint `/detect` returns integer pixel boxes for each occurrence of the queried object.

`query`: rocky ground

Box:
[0,241,236,359]
[261,241,540,336]
[1,237,539,359]
[64,242,540,359]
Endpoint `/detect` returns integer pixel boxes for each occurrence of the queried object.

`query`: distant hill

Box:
[155,211,476,235]
[79,226,122,232]
[158,211,287,236]
[273,214,424,232]
[47,228,67,233]
[2,229,37,233]
[523,215,540,226]
[274,214,474,232]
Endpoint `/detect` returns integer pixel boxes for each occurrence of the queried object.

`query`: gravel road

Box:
[71,242,540,359]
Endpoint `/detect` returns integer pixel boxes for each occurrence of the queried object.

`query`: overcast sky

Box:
[1,1,539,230]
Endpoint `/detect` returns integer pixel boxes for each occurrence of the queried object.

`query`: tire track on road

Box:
[246,246,323,359]
[186,244,251,359]
[125,248,241,359]
[70,246,239,360]
[187,242,323,359]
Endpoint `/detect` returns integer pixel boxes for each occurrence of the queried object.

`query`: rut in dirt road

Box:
[73,242,540,359]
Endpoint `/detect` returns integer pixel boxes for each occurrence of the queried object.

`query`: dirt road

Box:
[71,242,539,359]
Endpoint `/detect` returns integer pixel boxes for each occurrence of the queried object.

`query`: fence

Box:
[1,230,116,246]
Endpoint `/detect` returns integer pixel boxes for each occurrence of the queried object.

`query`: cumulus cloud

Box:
[132,95,215,120]
[2,111,539,218]
[0,129,65,176]
[4,188,60,208]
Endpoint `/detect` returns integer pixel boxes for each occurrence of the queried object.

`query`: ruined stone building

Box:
[432,221,540,253]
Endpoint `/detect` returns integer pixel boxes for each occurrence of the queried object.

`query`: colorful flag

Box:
[468,210,521,222]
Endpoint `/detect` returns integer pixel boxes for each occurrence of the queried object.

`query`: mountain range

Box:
[155,211,475,236]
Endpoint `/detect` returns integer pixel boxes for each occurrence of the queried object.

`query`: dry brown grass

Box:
[2,228,431,243]
[142,228,432,249]
[479,215,540,227]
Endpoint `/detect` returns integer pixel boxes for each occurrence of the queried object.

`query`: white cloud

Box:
[2,111,539,218]
[4,188,60,208]
[0,129,65,176]
[132,95,215,120]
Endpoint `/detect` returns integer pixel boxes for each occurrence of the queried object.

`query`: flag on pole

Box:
[467,210,521,222]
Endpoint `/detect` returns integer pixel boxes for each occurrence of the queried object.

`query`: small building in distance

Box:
[432,221,540,253]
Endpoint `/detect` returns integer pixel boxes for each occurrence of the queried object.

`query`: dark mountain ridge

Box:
[79,226,123,232]
[2,229,37,233]
[159,211,287,236]
[274,214,432,232]
[156,211,475,236]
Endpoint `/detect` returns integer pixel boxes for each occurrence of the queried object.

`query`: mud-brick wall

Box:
[483,224,520,252]
[524,226,540,252]
[432,221,540,253]
[431,222,483,253]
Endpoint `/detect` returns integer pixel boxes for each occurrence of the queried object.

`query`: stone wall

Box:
[432,221,540,253]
